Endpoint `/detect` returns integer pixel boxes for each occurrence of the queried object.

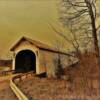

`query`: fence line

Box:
[0,70,15,76]
[10,71,35,100]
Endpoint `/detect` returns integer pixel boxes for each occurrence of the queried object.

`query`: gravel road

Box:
[0,76,17,100]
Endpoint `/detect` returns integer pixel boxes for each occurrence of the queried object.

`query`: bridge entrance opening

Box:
[15,50,36,73]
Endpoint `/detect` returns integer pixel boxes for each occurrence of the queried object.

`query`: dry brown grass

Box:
[17,53,100,100]
[0,80,17,100]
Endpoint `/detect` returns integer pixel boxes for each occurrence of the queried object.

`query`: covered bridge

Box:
[10,37,77,77]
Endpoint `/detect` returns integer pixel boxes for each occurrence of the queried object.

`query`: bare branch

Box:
[97,25,100,31]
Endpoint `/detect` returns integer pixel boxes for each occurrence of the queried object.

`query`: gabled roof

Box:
[10,36,51,51]
[10,36,73,56]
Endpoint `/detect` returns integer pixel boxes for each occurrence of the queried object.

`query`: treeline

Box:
[0,59,12,67]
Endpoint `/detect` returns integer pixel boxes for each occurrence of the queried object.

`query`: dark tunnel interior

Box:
[15,50,36,73]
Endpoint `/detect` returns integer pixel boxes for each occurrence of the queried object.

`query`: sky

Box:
[0,0,72,59]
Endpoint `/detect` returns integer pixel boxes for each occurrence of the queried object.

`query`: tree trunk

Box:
[86,0,100,65]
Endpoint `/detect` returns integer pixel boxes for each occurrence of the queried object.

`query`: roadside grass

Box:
[17,53,100,100]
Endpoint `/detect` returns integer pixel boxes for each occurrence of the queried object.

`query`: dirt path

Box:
[0,75,17,100]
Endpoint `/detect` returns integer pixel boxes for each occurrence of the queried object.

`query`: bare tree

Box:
[49,22,91,59]
[53,40,65,79]
[58,0,100,64]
